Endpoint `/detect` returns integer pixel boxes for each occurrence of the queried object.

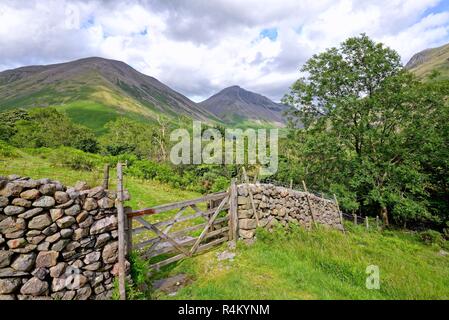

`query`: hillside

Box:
[406,43,449,80]
[0,57,220,132]
[199,85,288,127]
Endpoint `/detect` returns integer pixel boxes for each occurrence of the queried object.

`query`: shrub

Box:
[48,147,103,171]
[419,229,445,246]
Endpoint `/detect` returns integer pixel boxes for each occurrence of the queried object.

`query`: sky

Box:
[0,0,448,102]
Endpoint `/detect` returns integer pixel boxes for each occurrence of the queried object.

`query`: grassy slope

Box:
[409,43,449,81]
[152,224,449,300]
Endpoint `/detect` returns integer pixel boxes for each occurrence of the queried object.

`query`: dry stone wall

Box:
[0,175,127,300]
[237,183,343,239]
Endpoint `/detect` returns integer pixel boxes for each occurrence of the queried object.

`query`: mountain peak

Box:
[199,86,287,127]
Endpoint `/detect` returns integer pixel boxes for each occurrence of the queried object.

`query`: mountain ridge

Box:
[199,85,288,127]
[405,43,449,80]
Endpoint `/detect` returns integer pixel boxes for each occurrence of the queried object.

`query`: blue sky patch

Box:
[260,28,278,41]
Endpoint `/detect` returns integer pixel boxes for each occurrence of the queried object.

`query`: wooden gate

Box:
[126,179,238,270]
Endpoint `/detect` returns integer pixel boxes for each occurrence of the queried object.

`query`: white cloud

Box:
[0,0,448,102]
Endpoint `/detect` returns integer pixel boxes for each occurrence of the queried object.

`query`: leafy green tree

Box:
[283,34,449,226]
[9,108,99,153]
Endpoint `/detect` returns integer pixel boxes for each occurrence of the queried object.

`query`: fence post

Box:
[228,178,238,242]
[376,215,380,230]
[365,216,369,230]
[302,180,317,228]
[102,164,110,190]
[242,167,259,225]
[124,207,133,258]
[353,213,357,225]
[116,162,126,301]
[333,194,344,231]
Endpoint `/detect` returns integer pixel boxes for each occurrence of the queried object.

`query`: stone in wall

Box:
[236,183,343,239]
[0,175,128,300]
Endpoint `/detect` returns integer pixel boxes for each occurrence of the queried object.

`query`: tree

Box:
[283,34,449,226]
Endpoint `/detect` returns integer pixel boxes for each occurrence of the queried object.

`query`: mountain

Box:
[199,86,288,127]
[405,43,449,80]
[0,57,220,132]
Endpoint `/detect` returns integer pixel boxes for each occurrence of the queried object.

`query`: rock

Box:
[51,239,70,252]
[0,251,14,268]
[72,228,89,241]
[64,204,81,216]
[39,183,56,196]
[32,267,49,280]
[90,216,117,235]
[60,228,73,238]
[37,242,50,251]
[62,290,76,300]
[50,262,67,278]
[87,186,105,199]
[20,189,40,201]
[95,233,111,248]
[4,206,25,216]
[102,242,118,264]
[54,191,70,204]
[56,216,76,228]
[79,216,94,228]
[11,244,36,253]
[0,217,25,234]
[0,294,16,300]
[51,277,67,292]
[83,262,101,271]
[217,250,236,261]
[98,197,114,209]
[42,223,58,236]
[28,214,52,230]
[36,251,59,268]
[46,232,61,243]
[0,196,8,207]
[32,196,55,208]
[55,199,74,209]
[239,218,257,230]
[76,211,89,223]
[0,268,29,277]
[83,198,98,211]
[7,238,27,249]
[74,181,89,191]
[65,241,80,252]
[18,208,43,219]
[66,189,79,200]
[50,209,63,221]
[84,251,101,264]
[74,285,92,300]
[20,277,48,296]
[237,196,248,205]
[28,235,46,245]
[5,229,25,239]
[0,183,23,197]
[238,229,255,239]
[11,253,36,272]
[0,278,21,294]
[12,198,31,208]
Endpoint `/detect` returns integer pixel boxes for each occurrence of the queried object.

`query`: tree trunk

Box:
[380,206,389,226]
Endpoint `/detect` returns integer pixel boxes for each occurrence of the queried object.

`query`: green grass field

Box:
[1,143,448,300]
[149,224,449,300]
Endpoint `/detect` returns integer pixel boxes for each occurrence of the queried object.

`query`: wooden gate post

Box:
[302,180,317,228]
[102,164,110,190]
[228,178,238,242]
[333,194,345,231]
[116,162,127,300]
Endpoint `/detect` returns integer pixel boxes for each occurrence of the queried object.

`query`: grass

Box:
[148,223,449,300]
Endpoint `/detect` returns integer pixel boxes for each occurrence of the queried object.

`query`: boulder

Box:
[56,216,76,228]
[20,277,48,296]
[28,214,52,230]
[0,278,21,294]
[4,206,25,216]
[36,251,59,268]
[32,196,55,208]
[54,191,70,204]
[11,253,36,272]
